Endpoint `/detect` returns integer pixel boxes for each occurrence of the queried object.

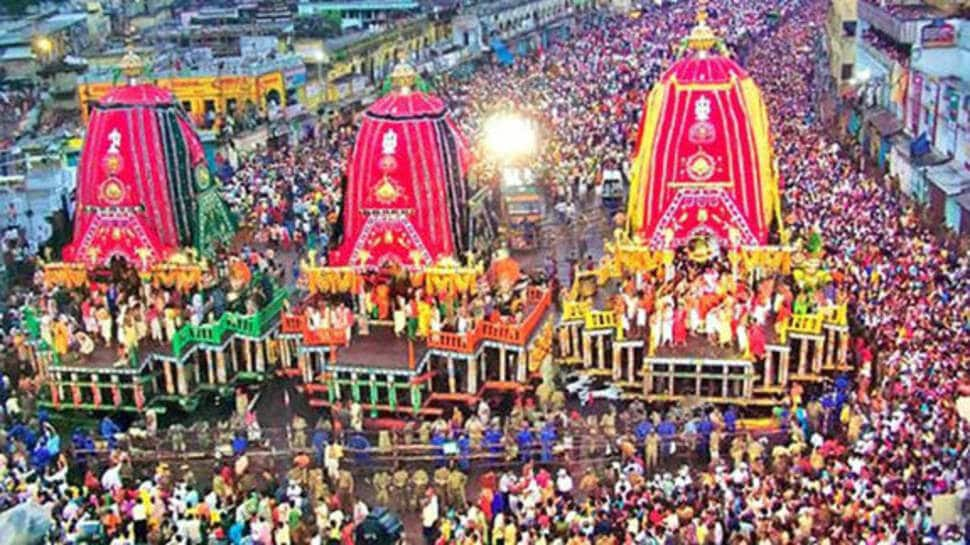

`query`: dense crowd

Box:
[220,121,353,259]
[416,0,970,543]
[0,86,40,148]
[0,0,967,543]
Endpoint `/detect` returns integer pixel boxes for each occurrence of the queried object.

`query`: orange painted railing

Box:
[280,312,348,346]
[428,331,476,353]
[284,288,552,355]
[427,287,552,353]
[280,314,307,335]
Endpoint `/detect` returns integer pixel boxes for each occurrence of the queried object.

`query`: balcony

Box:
[858,31,909,70]
[858,0,945,44]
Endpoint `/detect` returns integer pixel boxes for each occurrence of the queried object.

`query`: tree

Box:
[3,0,37,16]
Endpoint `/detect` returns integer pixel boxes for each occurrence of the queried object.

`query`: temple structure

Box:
[63,48,235,268]
[331,62,474,269]
[626,6,781,248]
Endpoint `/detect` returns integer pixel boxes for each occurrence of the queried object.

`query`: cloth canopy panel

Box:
[64,84,235,269]
[332,86,473,270]
[627,53,780,248]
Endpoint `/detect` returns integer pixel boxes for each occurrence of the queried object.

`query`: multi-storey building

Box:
[843,0,970,235]
[825,0,858,89]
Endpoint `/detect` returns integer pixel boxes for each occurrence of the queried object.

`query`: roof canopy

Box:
[626,2,781,248]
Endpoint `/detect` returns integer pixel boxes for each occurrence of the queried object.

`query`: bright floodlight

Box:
[483,113,537,161]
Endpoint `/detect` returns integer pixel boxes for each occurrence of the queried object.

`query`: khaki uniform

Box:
[292,416,307,449]
[550,390,566,412]
[446,469,467,509]
[747,439,765,464]
[433,467,450,500]
[417,422,431,445]
[372,471,391,506]
[466,418,484,449]
[709,430,722,461]
[391,470,410,512]
[411,469,429,511]
[578,470,599,496]
[377,430,392,453]
[730,436,746,466]
[336,470,355,510]
[600,411,617,440]
[644,432,659,469]
[535,382,553,412]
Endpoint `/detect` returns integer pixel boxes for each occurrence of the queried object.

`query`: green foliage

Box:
[806,231,823,255]
[379,74,431,96]
[3,0,37,16]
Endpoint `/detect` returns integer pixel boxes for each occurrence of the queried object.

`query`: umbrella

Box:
[0,503,53,545]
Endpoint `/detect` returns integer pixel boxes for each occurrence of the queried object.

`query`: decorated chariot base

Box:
[276,257,555,420]
[23,256,290,414]
[556,233,855,407]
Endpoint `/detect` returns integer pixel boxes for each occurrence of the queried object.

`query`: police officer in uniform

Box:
[446,467,468,509]
[372,470,391,506]
[410,468,429,511]
[391,466,410,512]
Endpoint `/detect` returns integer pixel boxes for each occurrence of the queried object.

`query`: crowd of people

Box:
[0,86,40,148]
[0,0,967,543]
[219,122,353,261]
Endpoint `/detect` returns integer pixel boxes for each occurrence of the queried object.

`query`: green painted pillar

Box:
[369,374,378,417]
[410,384,421,415]
[351,372,361,402]
[387,377,397,412]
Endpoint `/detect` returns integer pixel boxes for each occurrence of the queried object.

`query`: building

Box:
[843,0,970,236]
[152,1,295,58]
[77,53,308,129]
[295,14,451,108]
[903,21,970,233]
[479,0,586,58]
[103,0,175,34]
[824,0,858,90]
[297,0,422,31]
[0,11,93,80]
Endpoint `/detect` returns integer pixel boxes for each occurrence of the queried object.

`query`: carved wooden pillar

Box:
[812,338,824,375]
[468,356,478,394]
[837,330,849,367]
[447,356,456,394]
[597,335,606,370]
[479,353,488,385]
[163,361,174,394]
[626,346,635,383]
[797,338,808,376]
[824,328,835,369]
[194,352,202,384]
[499,346,507,382]
[243,339,253,373]
[559,326,571,357]
[779,349,790,386]
[763,352,774,388]
[582,334,592,368]
[216,349,227,384]
[571,325,580,360]
[722,365,729,398]
[176,364,188,396]
[206,350,215,384]
[255,340,266,373]
[643,362,652,397]
[612,342,621,381]
[296,349,307,382]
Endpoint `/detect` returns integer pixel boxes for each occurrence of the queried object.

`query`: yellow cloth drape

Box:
[43,265,88,288]
[626,84,667,233]
[305,267,359,294]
